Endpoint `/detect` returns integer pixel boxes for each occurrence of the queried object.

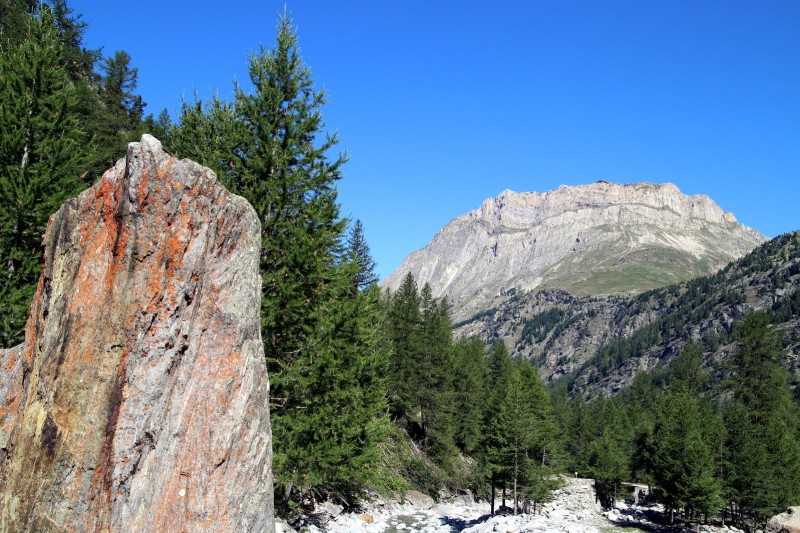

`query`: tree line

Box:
[555,312,800,530]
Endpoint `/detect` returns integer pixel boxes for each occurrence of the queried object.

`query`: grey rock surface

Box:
[768,506,800,533]
[0,135,273,532]
[384,182,765,320]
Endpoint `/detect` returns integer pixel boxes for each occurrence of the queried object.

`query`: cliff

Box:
[384,182,765,319]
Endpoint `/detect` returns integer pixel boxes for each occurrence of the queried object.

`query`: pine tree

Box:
[142,108,173,142]
[169,15,393,506]
[417,286,457,462]
[0,5,93,346]
[385,272,422,421]
[509,362,561,514]
[231,16,347,375]
[345,219,378,291]
[0,0,36,49]
[169,94,240,177]
[451,337,487,455]
[651,390,722,523]
[624,371,659,485]
[94,50,146,170]
[723,312,800,528]
[47,0,99,81]
[481,340,515,514]
[587,428,628,509]
[584,399,630,509]
[274,259,389,500]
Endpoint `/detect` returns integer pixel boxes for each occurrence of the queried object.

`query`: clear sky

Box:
[70,0,799,280]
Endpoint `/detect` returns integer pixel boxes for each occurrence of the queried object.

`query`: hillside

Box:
[454,231,800,397]
[384,182,766,320]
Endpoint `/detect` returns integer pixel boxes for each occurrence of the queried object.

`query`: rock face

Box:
[383,182,765,319]
[0,136,273,532]
[768,507,800,533]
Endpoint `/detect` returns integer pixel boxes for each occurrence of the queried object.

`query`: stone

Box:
[320,501,344,518]
[767,507,800,533]
[404,490,436,509]
[383,182,765,320]
[0,135,273,532]
[0,345,24,461]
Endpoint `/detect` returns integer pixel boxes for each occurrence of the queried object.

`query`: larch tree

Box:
[345,218,378,291]
[93,50,146,171]
[0,5,93,346]
[416,285,456,462]
[451,337,487,455]
[385,272,422,422]
[169,14,394,506]
[723,312,800,528]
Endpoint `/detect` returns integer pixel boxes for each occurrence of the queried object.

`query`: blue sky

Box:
[70,1,799,279]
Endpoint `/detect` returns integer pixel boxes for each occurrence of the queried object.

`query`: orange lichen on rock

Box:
[0,135,273,533]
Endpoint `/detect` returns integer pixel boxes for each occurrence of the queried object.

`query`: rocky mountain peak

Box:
[384,181,765,320]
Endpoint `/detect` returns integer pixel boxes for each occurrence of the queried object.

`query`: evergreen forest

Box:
[1,3,799,532]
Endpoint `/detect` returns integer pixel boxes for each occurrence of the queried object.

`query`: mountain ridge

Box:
[454,230,800,398]
[384,181,765,320]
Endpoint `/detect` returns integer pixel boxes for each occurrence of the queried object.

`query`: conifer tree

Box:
[94,50,146,170]
[0,0,36,49]
[169,94,240,177]
[345,219,378,291]
[585,399,629,509]
[0,5,93,346]
[232,17,347,375]
[170,15,394,505]
[417,287,457,461]
[385,272,422,421]
[482,340,515,513]
[651,389,722,523]
[496,362,561,514]
[587,428,628,509]
[452,337,487,454]
[274,259,389,500]
[625,371,659,485]
[723,312,800,527]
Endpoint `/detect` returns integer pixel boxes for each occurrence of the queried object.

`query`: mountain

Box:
[383,182,766,320]
[454,231,800,398]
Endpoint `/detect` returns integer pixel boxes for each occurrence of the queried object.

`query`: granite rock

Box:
[0,135,273,532]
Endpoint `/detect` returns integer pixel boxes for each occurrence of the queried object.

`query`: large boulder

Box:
[0,135,273,532]
[768,507,800,533]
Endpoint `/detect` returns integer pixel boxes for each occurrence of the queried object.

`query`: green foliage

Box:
[481,343,562,513]
[651,389,722,520]
[0,0,36,48]
[273,267,389,501]
[0,4,93,346]
[169,14,389,506]
[92,49,146,171]
[587,429,628,509]
[451,337,487,455]
[385,272,422,420]
[346,219,378,291]
[383,275,458,465]
[517,307,566,347]
[723,311,800,527]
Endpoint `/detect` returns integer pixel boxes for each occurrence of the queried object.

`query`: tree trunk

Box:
[491,475,495,516]
[513,476,518,516]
